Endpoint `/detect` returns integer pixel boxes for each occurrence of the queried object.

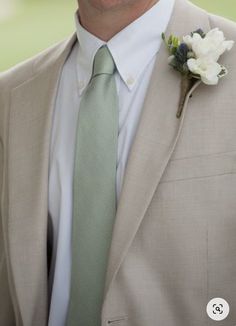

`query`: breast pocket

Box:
[160,151,236,183]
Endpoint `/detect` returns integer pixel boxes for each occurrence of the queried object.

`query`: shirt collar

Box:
[75,0,175,94]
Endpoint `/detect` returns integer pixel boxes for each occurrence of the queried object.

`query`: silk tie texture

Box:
[66,45,119,326]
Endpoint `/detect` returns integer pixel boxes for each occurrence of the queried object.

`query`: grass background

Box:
[0,0,235,71]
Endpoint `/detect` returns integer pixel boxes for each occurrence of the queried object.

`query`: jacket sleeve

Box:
[0,226,15,325]
[0,79,16,325]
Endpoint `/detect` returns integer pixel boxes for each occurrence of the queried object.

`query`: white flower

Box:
[183,33,202,49]
[187,57,226,85]
[183,28,234,62]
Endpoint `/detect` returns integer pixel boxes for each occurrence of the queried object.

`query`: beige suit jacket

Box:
[1,0,236,325]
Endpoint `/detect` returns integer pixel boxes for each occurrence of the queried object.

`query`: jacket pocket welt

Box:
[160,151,236,183]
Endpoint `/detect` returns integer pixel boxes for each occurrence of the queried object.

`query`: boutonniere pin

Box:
[162,28,234,118]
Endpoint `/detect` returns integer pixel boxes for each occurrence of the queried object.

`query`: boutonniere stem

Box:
[162,28,234,118]
[177,75,195,119]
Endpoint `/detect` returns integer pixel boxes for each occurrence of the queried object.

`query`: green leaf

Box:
[171,46,178,55]
[168,35,173,45]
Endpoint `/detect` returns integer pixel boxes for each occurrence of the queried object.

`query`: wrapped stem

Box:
[176,75,195,119]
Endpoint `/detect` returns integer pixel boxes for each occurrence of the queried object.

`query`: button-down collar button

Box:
[78,80,85,89]
[126,76,135,86]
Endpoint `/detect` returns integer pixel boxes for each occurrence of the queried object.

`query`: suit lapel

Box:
[6,34,77,325]
[104,0,210,301]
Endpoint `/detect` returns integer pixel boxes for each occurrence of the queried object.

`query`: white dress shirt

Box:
[48,0,175,324]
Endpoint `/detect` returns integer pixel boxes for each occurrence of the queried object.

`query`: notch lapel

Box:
[103,0,210,302]
[6,34,76,325]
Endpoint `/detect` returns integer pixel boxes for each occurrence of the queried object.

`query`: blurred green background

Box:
[0,0,236,71]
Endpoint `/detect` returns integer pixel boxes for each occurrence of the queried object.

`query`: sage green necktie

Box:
[66,45,119,326]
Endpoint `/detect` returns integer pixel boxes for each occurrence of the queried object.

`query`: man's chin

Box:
[87,0,134,12]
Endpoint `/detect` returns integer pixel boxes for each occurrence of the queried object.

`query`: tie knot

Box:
[92,46,116,77]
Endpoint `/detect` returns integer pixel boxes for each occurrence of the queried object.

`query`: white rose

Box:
[187,57,225,85]
[183,28,234,61]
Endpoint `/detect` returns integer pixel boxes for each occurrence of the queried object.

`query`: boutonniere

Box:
[162,28,234,118]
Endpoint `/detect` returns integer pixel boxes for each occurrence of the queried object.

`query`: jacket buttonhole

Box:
[107,316,127,324]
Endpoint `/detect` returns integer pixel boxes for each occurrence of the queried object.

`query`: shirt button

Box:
[126,76,135,86]
[78,80,85,89]
[206,298,230,321]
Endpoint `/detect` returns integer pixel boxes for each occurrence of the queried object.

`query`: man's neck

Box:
[78,0,158,42]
